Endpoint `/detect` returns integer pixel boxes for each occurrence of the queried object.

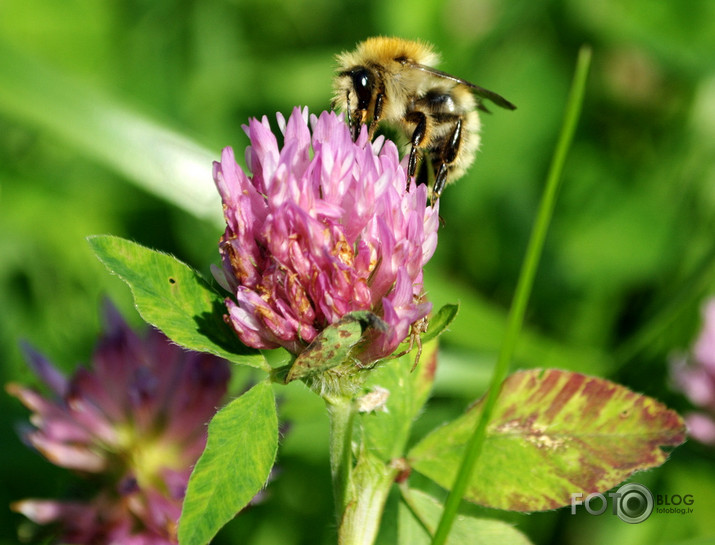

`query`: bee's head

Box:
[333,65,378,140]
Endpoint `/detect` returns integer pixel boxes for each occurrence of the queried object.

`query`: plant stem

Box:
[338,452,399,545]
[326,395,356,520]
[430,45,592,545]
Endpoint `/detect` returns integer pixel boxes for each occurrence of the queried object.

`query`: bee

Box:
[333,37,516,198]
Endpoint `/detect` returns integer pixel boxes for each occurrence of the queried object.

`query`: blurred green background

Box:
[1,0,714,544]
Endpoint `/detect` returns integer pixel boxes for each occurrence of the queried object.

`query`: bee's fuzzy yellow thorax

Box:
[337,36,439,70]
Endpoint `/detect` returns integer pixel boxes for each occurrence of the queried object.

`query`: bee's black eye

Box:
[350,68,373,109]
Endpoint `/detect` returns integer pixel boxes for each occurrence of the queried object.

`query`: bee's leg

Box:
[368,91,385,139]
[345,90,357,138]
[434,163,449,199]
[348,110,362,142]
[405,111,428,179]
[433,118,462,198]
[348,89,371,141]
[374,92,385,121]
[351,111,363,141]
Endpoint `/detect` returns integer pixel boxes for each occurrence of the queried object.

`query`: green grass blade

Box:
[0,40,222,225]
[430,45,593,545]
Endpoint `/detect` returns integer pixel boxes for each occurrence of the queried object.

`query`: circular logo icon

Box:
[615,483,653,523]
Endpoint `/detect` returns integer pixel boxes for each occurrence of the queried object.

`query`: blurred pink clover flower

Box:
[671,298,715,445]
[7,302,230,544]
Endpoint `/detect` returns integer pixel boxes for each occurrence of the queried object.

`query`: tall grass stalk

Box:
[430,45,593,545]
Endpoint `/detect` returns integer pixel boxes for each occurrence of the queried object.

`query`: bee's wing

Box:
[410,63,517,111]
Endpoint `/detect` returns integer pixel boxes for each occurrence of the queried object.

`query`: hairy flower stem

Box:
[326,394,356,519]
[338,452,399,545]
[326,391,400,545]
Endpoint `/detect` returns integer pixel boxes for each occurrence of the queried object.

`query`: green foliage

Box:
[410,369,686,511]
[282,311,387,384]
[361,342,439,462]
[88,235,265,369]
[1,1,713,544]
[179,381,279,545]
[398,489,533,545]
